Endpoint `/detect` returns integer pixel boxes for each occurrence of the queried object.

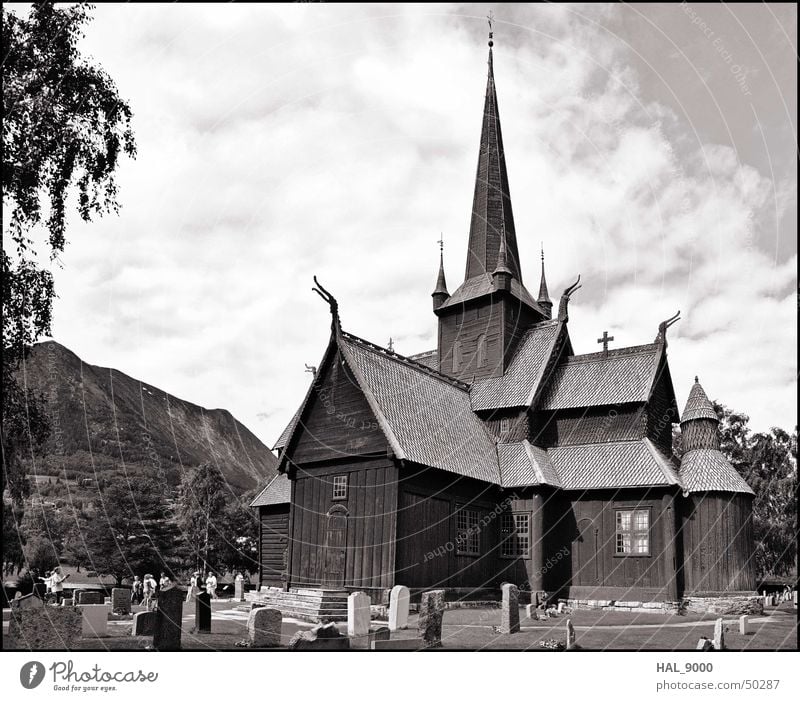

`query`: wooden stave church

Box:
[251,39,756,609]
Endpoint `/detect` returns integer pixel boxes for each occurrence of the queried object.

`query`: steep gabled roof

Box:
[340,332,500,484]
[498,440,561,488]
[437,273,545,314]
[681,379,719,422]
[273,405,302,451]
[548,438,681,490]
[250,472,291,507]
[538,344,663,410]
[471,320,563,410]
[679,449,754,494]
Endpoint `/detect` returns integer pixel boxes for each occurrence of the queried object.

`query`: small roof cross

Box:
[388,337,394,353]
[597,330,614,357]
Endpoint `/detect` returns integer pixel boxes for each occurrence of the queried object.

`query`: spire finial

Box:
[694,375,699,384]
[487,11,494,47]
[432,234,450,309]
[537,243,552,317]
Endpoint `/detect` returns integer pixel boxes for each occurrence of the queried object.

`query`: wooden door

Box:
[396,491,451,588]
[322,506,347,588]
[573,517,600,585]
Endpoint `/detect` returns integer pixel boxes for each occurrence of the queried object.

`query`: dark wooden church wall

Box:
[438,301,505,380]
[646,361,677,453]
[395,466,503,589]
[290,349,387,464]
[679,493,756,593]
[288,458,398,590]
[259,504,290,587]
[545,489,678,601]
[535,405,647,447]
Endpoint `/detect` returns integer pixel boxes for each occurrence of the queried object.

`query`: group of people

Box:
[36,566,70,604]
[186,571,218,602]
[128,571,222,610]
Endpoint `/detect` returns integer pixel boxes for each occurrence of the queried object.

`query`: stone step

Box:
[2,609,10,622]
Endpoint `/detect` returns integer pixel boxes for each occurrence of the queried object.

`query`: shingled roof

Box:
[437,273,545,314]
[471,320,563,410]
[681,379,719,422]
[548,439,681,490]
[497,441,562,488]
[679,449,754,494]
[538,344,663,410]
[250,472,291,507]
[340,333,501,484]
[273,406,302,451]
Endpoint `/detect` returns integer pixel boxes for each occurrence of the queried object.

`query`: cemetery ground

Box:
[3,599,795,651]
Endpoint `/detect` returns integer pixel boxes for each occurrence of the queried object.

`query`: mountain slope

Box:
[19,341,277,493]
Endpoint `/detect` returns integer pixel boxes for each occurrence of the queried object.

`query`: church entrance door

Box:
[322,505,347,588]
[574,517,600,585]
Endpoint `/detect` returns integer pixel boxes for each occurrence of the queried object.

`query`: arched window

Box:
[477,334,487,367]
[453,339,462,371]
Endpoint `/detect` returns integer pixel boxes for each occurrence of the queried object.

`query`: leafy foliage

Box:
[1,2,135,505]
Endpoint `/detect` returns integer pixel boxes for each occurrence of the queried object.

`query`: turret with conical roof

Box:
[680,376,720,451]
[537,246,552,318]
[432,240,449,311]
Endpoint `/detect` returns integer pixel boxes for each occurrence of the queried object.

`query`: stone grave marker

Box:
[78,604,110,638]
[247,607,281,648]
[696,637,714,651]
[288,621,349,651]
[11,593,43,611]
[77,591,104,605]
[418,589,445,648]
[234,575,245,602]
[347,592,371,639]
[739,615,749,635]
[565,619,576,650]
[500,583,520,634]
[195,592,212,634]
[111,588,131,615]
[389,585,410,632]
[153,588,184,651]
[132,611,157,636]
[557,602,565,614]
[525,604,535,619]
[713,618,725,650]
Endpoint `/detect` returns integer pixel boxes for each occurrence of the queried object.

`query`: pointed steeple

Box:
[537,245,552,318]
[464,35,522,282]
[432,236,450,310]
[680,376,720,451]
[492,224,513,291]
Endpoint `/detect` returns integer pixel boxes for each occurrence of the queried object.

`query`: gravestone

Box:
[77,591,104,605]
[525,604,535,619]
[389,585,410,632]
[11,593,44,611]
[713,618,725,650]
[500,583,520,634]
[347,592,371,639]
[565,619,576,650]
[132,611,157,636]
[793,591,797,607]
[372,638,423,651]
[111,588,131,614]
[288,621,349,650]
[153,588,184,651]
[696,637,714,651]
[234,575,245,602]
[195,592,212,633]
[78,604,110,637]
[557,602,565,614]
[738,615,749,635]
[418,589,445,648]
[247,607,281,648]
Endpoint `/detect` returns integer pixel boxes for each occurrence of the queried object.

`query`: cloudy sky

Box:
[31,3,797,445]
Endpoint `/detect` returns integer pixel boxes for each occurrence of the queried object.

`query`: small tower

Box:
[537,246,552,319]
[492,225,513,292]
[680,376,720,451]
[432,237,449,311]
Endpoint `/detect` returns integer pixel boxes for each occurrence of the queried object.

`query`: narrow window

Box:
[500,418,511,436]
[453,340,462,372]
[455,508,480,555]
[477,334,487,367]
[615,509,649,555]
[332,475,348,500]
[501,513,530,558]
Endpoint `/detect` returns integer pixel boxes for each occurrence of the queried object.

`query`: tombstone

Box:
[565,619,576,650]
[288,621,349,651]
[525,604,535,619]
[234,575,245,603]
[712,618,725,650]
[347,592,371,639]
[247,607,281,648]
[78,604,110,637]
[131,611,157,636]
[418,590,445,648]
[389,585,410,632]
[372,638,423,651]
[195,592,212,634]
[696,636,714,651]
[500,583,520,634]
[10,593,44,611]
[77,591,104,605]
[557,602,565,614]
[111,588,131,615]
[793,591,797,607]
[739,615,749,635]
[153,588,184,651]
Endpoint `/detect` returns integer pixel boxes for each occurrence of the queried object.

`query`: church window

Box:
[332,475,348,500]
[453,340,463,371]
[477,334,487,367]
[455,508,480,555]
[500,512,530,558]
[500,418,511,436]
[615,509,649,555]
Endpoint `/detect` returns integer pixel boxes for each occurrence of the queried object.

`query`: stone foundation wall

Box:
[681,595,763,616]
[558,598,681,615]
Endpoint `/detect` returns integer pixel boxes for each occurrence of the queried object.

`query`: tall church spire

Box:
[464,29,522,283]
[432,235,449,310]
[537,245,552,317]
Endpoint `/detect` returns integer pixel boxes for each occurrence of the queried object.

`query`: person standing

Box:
[49,567,69,605]
[205,571,218,600]
[131,576,143,605]
[142,574,157,611]
[186,571,201,603]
